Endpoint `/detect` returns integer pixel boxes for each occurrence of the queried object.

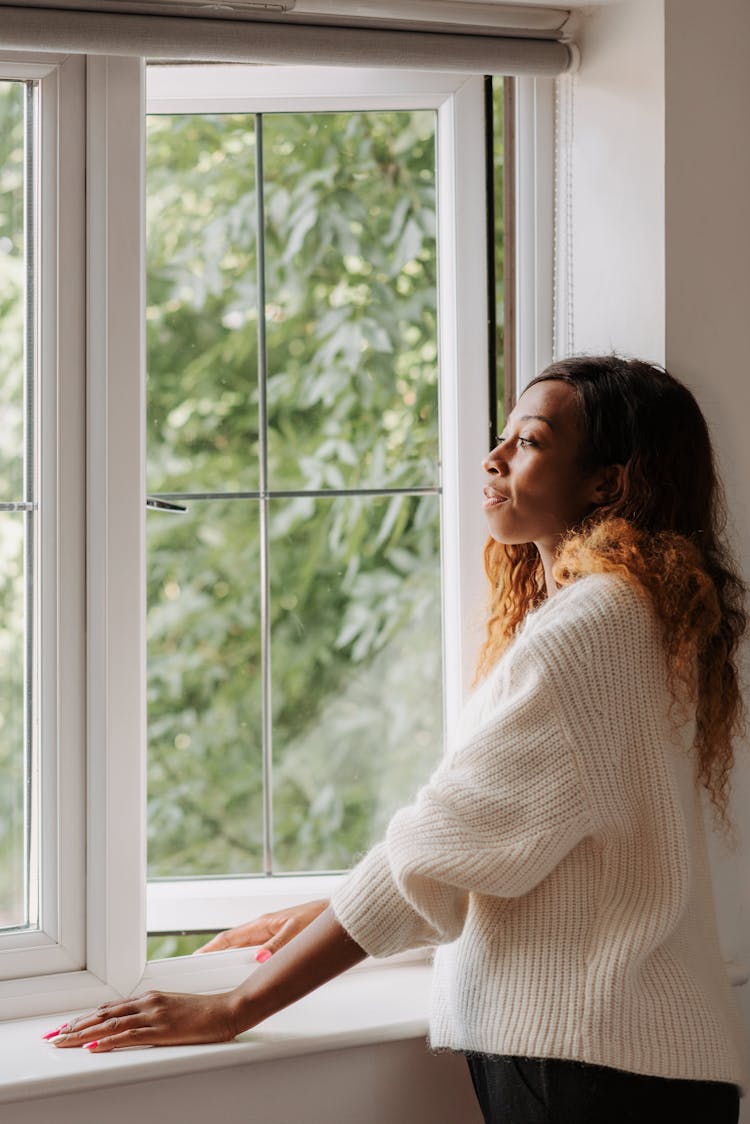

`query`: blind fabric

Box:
[0,5,573,74]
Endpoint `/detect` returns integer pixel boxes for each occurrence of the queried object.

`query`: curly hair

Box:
[475,356,747,828]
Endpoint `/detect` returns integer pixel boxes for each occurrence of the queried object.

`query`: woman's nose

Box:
[482,446,508,476]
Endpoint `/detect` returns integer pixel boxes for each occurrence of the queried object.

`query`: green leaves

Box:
[146,107,445,879]
[0,81,26,925]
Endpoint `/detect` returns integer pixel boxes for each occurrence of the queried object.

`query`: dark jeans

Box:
[466,1053,740,1124]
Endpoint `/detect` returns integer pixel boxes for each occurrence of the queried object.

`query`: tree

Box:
[145,108,443,885]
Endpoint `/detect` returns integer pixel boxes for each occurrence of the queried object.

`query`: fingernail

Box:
[83,1041,99,1051]
[255,948,272,964]
[42,1023,68,1040]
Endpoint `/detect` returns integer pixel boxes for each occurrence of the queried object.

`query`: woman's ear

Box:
[591,463,625,506]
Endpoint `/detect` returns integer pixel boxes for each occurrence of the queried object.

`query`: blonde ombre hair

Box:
[475,357,747,827]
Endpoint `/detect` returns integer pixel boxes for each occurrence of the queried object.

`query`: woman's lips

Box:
[482,491,509,510]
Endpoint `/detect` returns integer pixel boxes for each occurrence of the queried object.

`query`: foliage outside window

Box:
[146,106,445,940]
[0,80,32,934]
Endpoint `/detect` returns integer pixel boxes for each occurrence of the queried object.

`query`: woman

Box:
[50,356,747,1122]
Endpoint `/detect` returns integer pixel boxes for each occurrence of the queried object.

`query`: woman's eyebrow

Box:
[518,413,555,430]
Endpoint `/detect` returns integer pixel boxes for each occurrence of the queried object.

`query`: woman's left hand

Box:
[50,990,241,1053]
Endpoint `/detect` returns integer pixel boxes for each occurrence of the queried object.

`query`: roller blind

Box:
[0,1,575,74]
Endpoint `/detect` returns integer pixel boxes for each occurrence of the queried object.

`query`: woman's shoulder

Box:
[529,570,652,624]
[517,571,661,669]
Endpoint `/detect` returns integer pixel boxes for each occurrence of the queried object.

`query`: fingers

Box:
[194,901,330,957]
[51,992,239,1052]
[257,916,303,959]
[53,1011,152,1050]
[76,1026,155,1053]
[54,1001,139,1038]
[195,919,273,954]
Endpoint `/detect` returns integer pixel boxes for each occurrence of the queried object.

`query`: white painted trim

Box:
[143,943,428,995]
[0,962,432,1105]
[139,67,491,943]
[0,55,69,79]
[0,55,87,983]
[136,65,489,947]
[86,55,147,997]
[54,55,88,979]
[435,74,490,733]
[515,75,555,392]
[147,63,476,111]
[148,874,344,933]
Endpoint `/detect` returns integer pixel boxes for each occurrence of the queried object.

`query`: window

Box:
[0,55,86,987]
[0,52,553,1015]
[144,71,449,957]
[139,65,513,959]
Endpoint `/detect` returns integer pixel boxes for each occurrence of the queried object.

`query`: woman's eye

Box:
[492,433,536,449]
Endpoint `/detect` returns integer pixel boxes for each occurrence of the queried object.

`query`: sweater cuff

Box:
[331,842,436,959]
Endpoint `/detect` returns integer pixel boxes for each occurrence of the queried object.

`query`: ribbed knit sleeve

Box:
[331,574,747,1090]
[332,634,592,959]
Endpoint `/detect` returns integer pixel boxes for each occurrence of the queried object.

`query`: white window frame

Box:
[0,53,87,989]
[141,63,494,947]
[515,74,554,390]
[0,56,553,1016]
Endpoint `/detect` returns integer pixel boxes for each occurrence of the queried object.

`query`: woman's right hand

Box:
[195,899,330,962]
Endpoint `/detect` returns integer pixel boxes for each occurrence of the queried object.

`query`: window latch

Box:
[146,497,188,513]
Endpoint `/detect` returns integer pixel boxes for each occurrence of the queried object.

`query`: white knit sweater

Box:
[331,573,747,1089]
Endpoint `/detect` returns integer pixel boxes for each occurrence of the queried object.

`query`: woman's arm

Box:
[51,907,366,1053]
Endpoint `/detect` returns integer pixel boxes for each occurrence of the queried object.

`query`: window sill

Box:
[0,960,432,1106]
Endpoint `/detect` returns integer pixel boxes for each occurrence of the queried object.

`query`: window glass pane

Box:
[148,932,217,960]
[0,513,25,928]
[492,76,507,423]
[147,500,263,877]
[270,493,442,872]
[0,81,25,504]
[144,76,514,919]
[0,80,34,933]
[263,111,439,492]
[146,114,259,495]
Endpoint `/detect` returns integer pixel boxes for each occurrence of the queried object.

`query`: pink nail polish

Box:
[42,1023,68,1041]
[83,1041,99,1051]
[255,948,272,964]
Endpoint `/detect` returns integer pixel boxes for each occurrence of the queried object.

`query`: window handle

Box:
[146,497,188,513]
[0,502,36,512]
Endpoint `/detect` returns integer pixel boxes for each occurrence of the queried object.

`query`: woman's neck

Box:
[535,539,562,598]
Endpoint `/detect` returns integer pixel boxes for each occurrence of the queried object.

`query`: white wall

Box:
[570,0,750,1111]
[0,1039,482,1124]
[566,0,665,362]
[665,2,750,1114]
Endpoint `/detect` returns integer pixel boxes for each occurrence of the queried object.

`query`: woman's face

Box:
[482,379,603,550]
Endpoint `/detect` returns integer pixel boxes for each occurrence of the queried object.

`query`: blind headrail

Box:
[0,6,574,74]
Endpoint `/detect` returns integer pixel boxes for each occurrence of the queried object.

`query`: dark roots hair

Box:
[476,355,747,830]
